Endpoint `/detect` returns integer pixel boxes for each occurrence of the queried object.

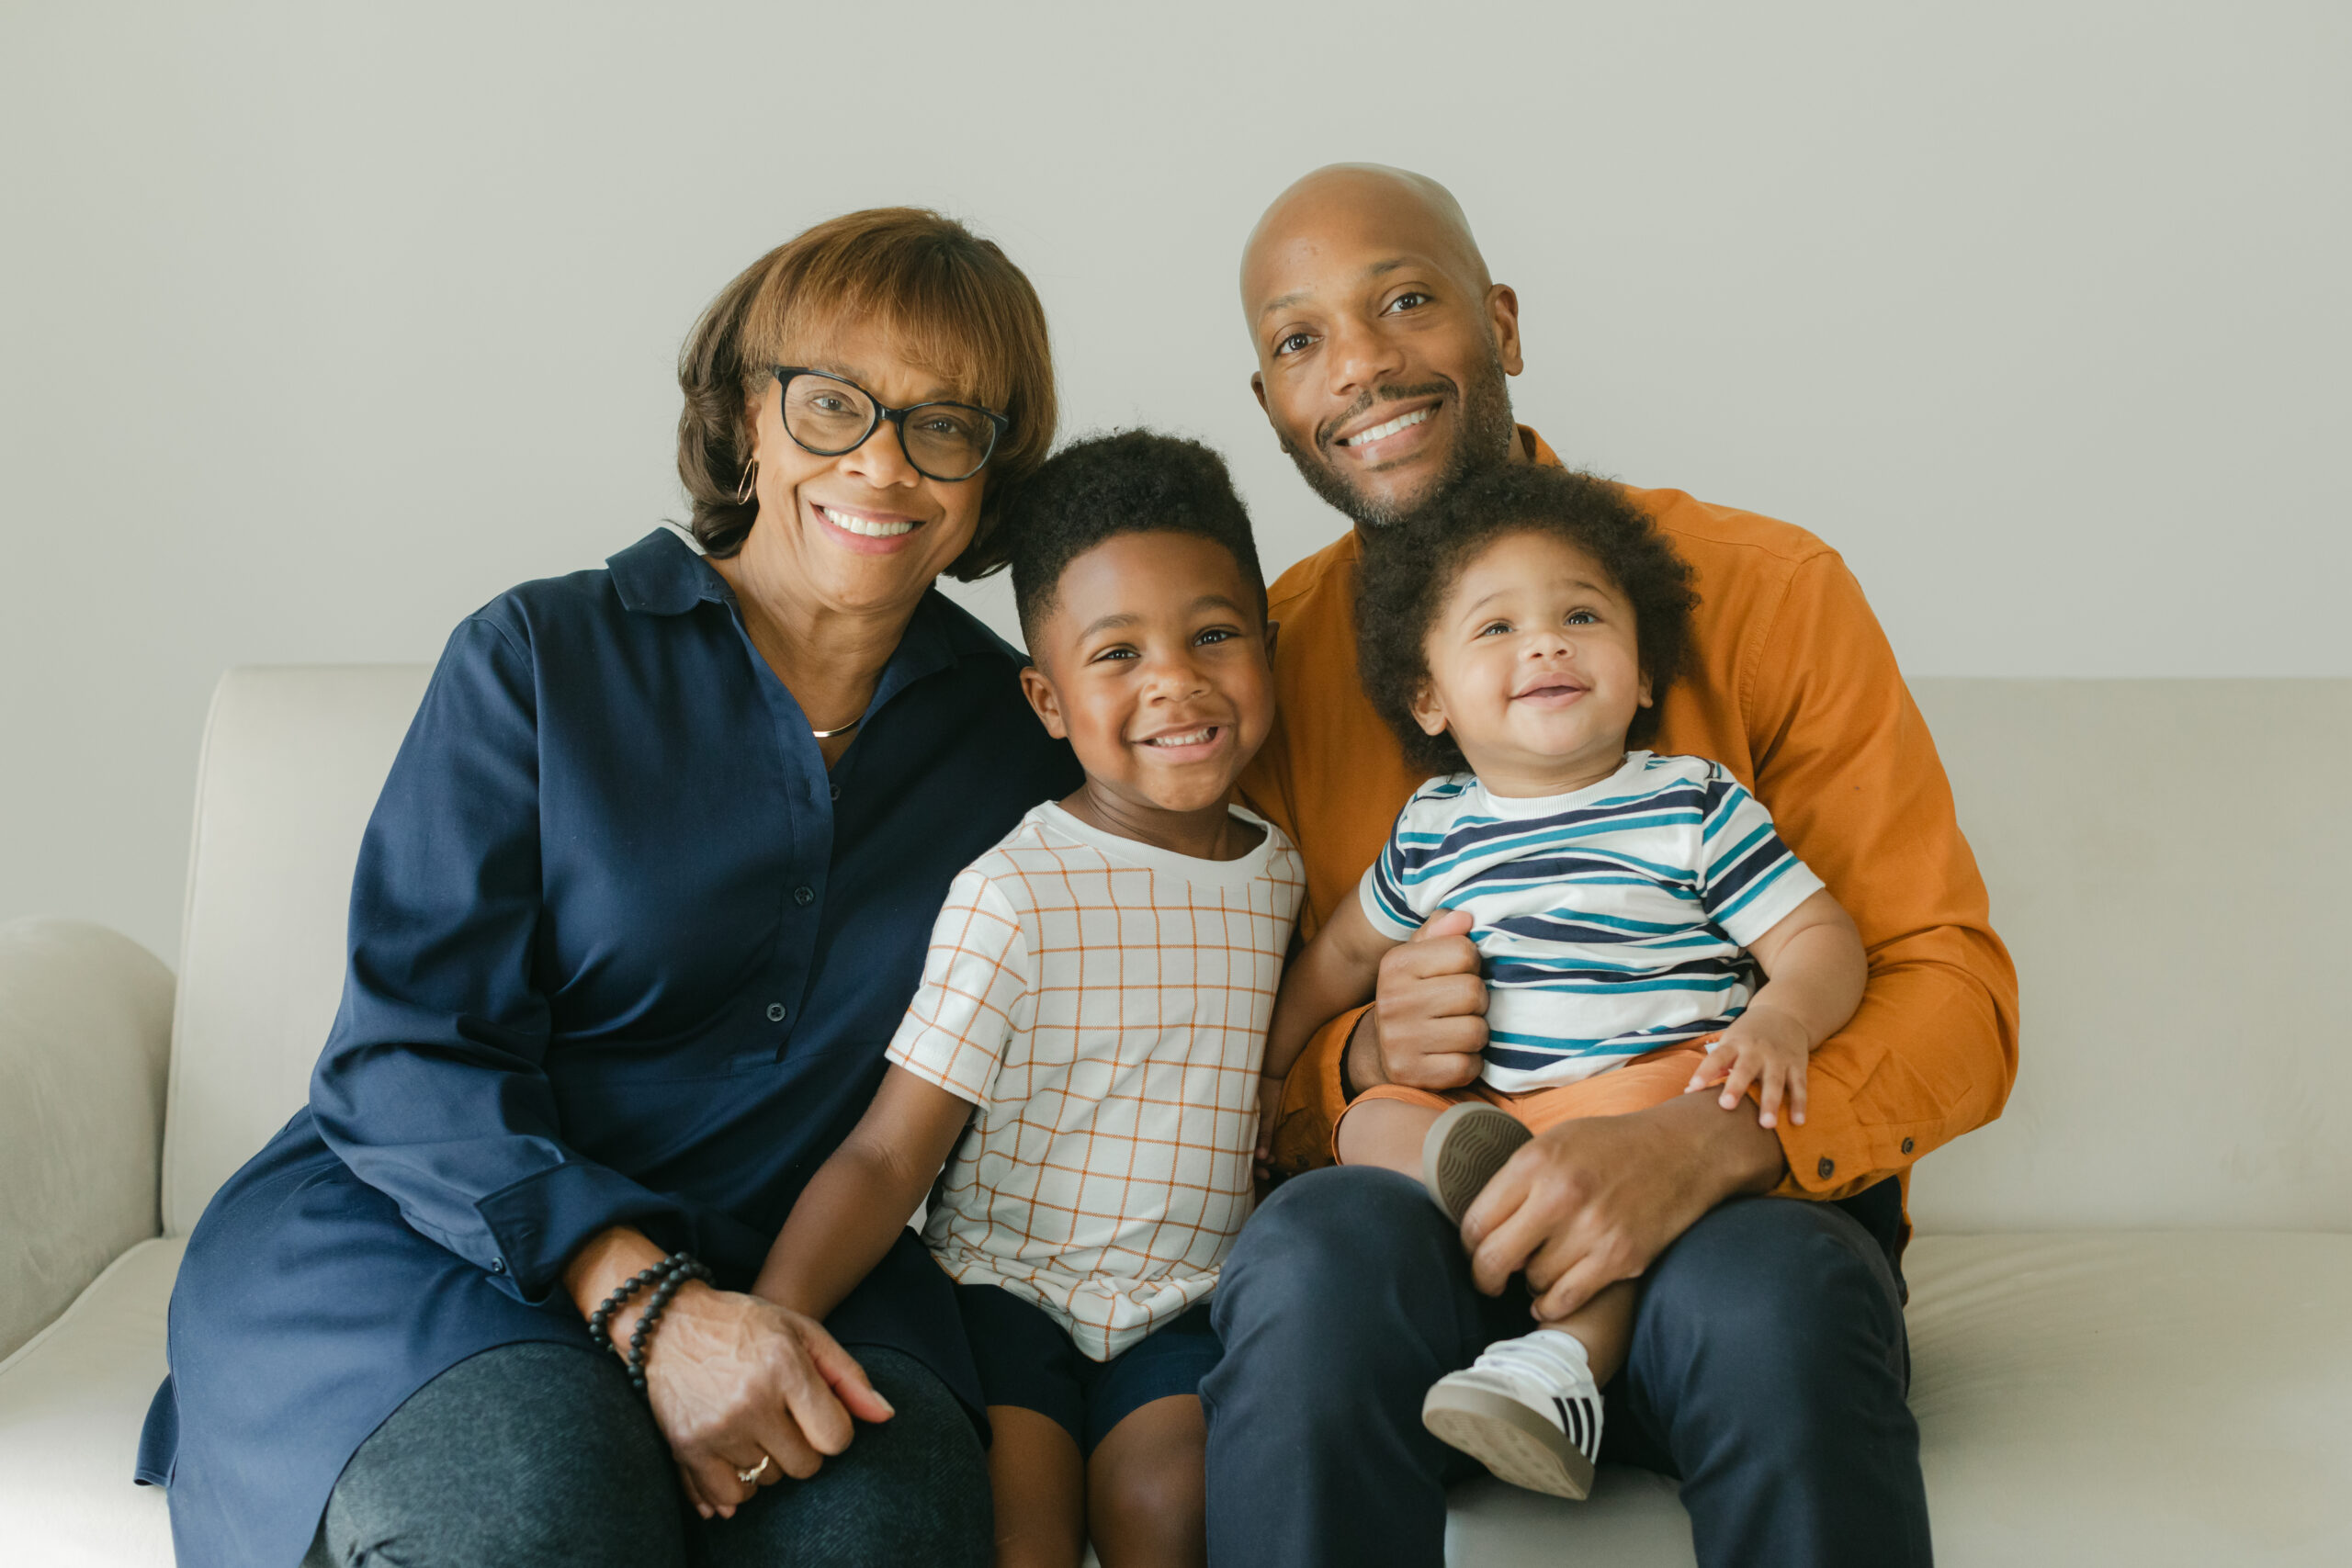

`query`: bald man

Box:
[1198,165,2016,1567]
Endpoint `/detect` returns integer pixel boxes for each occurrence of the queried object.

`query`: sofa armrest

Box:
[0,919,174,1361]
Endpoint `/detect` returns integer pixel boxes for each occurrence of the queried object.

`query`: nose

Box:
[1142,644,1213,702]
[1523,626,1572,660]
[1323,312,1408,403]
[836,415,922,491]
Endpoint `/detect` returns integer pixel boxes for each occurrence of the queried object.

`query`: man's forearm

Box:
[1664,1088,1790,1203]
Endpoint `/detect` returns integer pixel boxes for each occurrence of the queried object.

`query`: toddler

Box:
[757,431,1300,1568]
[1261,462,1866,1502]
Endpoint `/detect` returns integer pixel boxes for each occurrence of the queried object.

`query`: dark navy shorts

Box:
[955,1283,1222,1458]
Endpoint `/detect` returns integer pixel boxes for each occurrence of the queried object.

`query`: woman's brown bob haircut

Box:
[676,208,1057,575]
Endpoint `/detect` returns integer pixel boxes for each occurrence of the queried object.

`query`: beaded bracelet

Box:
[586,1262,667,1358]
[624,1253,714,1396]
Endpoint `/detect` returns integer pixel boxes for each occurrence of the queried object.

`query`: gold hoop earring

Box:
[734,458,759,506]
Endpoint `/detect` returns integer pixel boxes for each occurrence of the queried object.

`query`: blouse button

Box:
[829,783,841,801]
[794,886,815,907]
[766,1002,786,1023]
[1816,1156,1836,1180]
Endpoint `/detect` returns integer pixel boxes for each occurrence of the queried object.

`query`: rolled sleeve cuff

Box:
[474,1160,698,1303]
[1268,1003,1371,1178]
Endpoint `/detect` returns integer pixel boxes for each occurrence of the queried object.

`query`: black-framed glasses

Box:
[771,367,1009,483]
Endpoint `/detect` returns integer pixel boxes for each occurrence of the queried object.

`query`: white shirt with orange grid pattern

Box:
[886,800,1305,1361]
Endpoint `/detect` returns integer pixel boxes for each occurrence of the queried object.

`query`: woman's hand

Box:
[639,1281,896,1519]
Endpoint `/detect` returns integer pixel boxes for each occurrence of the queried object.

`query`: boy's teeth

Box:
[821,505,915,537]
[1146,728,1216,747]
[1339,406,1432,446]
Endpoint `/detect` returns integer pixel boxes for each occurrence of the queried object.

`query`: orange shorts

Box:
[1333,1040,1713,1159]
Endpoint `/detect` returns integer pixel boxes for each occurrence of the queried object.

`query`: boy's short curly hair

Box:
[1005,430,1266,654]
[1356,464,1699,775]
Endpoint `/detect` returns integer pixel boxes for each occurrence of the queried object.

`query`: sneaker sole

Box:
[1422,1382,1595,1501]
[1420,1101,1533,1225]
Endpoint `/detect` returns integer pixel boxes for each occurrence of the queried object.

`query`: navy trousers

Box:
[1202,1168,1928,1568]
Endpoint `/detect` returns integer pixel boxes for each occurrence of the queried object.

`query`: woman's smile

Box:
[808,496,932,555]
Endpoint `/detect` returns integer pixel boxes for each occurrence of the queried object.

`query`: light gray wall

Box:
[4,2,2346,965]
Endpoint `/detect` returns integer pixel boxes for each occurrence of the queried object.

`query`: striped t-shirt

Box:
[1360,751,1824,1092]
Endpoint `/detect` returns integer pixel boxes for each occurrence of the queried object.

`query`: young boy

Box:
[1259,462,1868,1503]
[755,431,1301,1568]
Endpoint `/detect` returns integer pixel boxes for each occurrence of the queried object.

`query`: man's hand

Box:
[1460,1090,1788,1321]
[1348,908,1487,1094]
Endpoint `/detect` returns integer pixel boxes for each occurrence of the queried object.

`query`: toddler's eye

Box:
[1477,620,1511,637]
[1566,609,1599,626]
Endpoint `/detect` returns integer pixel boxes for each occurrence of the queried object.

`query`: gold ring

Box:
[736,1456,770,1485]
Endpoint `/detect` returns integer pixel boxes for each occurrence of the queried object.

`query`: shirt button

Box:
[1901,1137,1916,1156]
[1816,1156,1836,1180]
[794,886,815,907]
[766,1002,787,1023]
[490,1258,506,1275]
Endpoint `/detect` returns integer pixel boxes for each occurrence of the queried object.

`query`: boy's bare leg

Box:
[1087,1393,1206,1568]
[985,1406,1085,1568]
[1333,1099,1443,1175]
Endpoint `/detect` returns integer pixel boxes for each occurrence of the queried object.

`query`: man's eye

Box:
[1275,332,1315,356]
[1384,291,1432,314]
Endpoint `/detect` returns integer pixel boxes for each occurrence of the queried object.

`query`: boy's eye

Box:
[1194,627,1238,646]
[1090,645,1139,663]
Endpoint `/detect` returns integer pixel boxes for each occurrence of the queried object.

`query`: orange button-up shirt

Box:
[1240,428,2018,1205]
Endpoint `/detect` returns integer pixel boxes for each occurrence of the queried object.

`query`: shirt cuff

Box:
[474,1160,698,1303]
[1267,1003,1371,1178]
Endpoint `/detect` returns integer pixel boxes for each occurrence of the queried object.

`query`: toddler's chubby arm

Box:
[752,1066,975,1324]
[1259,895,1401,1163]
[1688,888,1867,1130]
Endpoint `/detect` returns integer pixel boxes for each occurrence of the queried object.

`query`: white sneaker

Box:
[1421,1329,1603,1500]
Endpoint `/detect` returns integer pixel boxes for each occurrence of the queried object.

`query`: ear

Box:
[1636,670,1654,710]
[1250,370,1268,415]
[1486,283,1524,378]
[1408,682,1450,739]
[1019,663,1069,739]
[1262,618,1281,662]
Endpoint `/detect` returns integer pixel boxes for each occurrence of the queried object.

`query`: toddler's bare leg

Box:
[1333,1099,1443,1176]
[1545,1279,1638,1385]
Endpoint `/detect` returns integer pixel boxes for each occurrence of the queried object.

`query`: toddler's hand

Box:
[1685,1009,1812,1129]
[1254,1075,1285,1177]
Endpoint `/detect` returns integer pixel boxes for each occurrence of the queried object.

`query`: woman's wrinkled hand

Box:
[639,1282,895,1520]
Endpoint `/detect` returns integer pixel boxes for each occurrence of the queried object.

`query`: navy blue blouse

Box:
[141,529,1079,1567]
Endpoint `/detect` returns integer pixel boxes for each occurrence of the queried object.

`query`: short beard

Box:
[1280,337,1520,531]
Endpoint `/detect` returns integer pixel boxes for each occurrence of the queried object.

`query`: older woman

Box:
[137,209,1080,1568]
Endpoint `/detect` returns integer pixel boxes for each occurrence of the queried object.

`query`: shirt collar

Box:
[607,527,728,615]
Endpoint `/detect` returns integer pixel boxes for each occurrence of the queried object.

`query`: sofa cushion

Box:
[0,1236,177,1567]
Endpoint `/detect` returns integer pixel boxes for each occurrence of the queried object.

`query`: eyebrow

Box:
[801,360,962,404]
[1254,255,1431,322]
[1462,579,1611,616]
[1076,593,1251,640]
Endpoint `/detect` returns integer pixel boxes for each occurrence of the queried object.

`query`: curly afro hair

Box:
[1356,464,1699,775]
[1005,429,1265,654]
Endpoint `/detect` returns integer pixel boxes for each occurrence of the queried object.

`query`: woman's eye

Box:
[1384,291,1432,314]
[1275,332,1315,356]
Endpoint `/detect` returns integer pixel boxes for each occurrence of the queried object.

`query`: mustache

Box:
[1317,380,1453,452]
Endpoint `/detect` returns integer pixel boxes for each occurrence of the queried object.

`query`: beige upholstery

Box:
[2,668,2347,1563]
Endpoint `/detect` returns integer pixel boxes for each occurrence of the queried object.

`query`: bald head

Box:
[1240,164,1491,320]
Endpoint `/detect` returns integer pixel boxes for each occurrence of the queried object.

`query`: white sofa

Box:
[5,669,2349,1565]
